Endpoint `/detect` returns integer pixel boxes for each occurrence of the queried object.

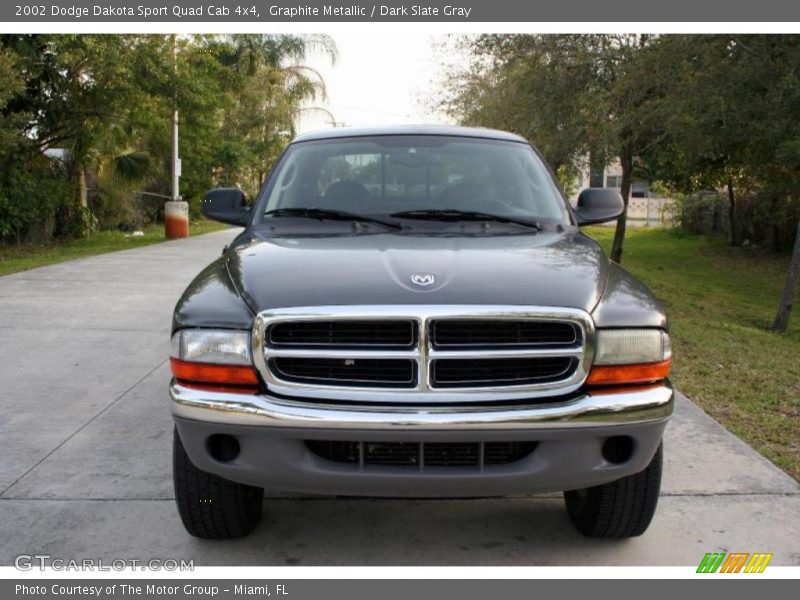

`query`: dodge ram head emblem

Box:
[410,273,435,287]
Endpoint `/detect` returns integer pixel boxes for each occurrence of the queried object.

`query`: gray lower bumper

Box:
[170,381,673,496]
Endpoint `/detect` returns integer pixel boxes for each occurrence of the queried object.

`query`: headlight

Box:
[588,329,671,386]
[170,329,258,391]
[593,329,671,365]
[171,329,252,365]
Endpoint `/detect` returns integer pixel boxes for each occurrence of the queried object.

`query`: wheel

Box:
[564,442,663,538]
[173,427,263,539]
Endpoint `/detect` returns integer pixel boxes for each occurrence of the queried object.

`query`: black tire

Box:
[564,442,662,538]
[173,428,263,539]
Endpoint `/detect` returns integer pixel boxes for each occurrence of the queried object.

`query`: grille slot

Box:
[269,320,415,348]
[270,357,416,388]
[431,319,579,348]
[432,356,577,388]
[306,440,538,469]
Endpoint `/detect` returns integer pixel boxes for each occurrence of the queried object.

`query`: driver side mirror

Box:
[201,187,250,227]
[573,188,624,226]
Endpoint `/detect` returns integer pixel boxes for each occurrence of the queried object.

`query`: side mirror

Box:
[201,187,250,226]
[573,188,624,225]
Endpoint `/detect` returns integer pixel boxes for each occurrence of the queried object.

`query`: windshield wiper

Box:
[390,209,543,231]
[264,208,402,230]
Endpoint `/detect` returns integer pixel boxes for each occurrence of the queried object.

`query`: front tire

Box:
[564,442,662,538]
[173,428,263,539]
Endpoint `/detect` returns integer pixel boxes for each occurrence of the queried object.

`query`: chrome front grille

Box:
[253,305,594,404]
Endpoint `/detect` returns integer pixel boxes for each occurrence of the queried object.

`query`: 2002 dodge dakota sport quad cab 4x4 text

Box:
[169,126,673,540]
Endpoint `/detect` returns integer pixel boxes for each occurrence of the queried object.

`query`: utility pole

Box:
[171,33,180,202]
[165,33,189,238]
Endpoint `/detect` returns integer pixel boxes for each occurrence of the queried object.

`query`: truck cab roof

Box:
[291,124,529,144]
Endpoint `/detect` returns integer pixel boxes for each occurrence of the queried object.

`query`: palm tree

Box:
[220,34,337,188]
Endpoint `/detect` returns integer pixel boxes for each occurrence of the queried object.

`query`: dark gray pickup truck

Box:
[169,125,673,540]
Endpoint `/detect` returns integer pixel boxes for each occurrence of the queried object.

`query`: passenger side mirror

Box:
[573,188,625,226]
[201,187,250,227]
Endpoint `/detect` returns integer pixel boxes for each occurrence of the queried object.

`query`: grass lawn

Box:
[586,226,800,481]
[0,219,230,277]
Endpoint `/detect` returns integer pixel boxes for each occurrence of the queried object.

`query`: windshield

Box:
[257,135,569,225]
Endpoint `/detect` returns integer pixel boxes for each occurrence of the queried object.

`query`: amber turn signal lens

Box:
[586,358,671,386]
[170,357,259,388]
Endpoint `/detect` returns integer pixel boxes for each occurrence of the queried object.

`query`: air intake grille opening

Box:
[431,320,579,348]
[270,357,416,388]
[269,320,415,348]
[306,440,538,468]
[432,356,577,388]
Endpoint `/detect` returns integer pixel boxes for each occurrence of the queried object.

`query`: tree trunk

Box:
[771,216,800,332]
[726,178,738,246]
[610,153,633,264]
[79,169,88,209]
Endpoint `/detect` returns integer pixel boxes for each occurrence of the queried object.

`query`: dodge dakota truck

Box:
[169,125,673,539]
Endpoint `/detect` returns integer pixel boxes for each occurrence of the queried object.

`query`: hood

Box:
[225,230,611,314]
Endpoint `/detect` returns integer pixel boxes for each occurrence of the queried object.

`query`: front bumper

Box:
[171,381,673,496]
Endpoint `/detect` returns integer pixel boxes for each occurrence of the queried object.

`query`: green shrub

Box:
[0,160,71,244]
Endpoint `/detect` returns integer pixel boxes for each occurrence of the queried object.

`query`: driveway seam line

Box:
[0,359,169,498]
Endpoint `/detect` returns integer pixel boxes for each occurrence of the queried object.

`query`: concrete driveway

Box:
[1,229,798,566]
